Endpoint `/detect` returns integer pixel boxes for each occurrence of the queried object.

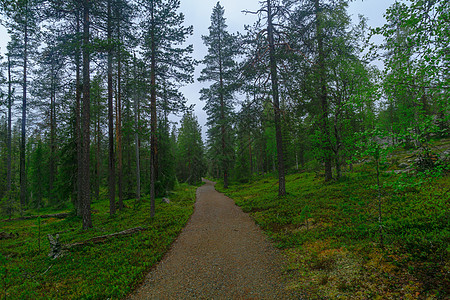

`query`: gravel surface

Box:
[127,180,299,299]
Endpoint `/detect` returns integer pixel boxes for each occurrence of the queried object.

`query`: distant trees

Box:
[176,112,206,185]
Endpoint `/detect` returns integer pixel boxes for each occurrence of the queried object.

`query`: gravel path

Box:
[128,179,298,299]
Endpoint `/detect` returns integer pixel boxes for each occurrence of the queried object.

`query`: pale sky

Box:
[0,0,395,136]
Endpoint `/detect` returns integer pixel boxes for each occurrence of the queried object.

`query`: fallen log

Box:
[65,227,147,249]
[3,213,70,222]
[0,231,18,240]
[48,227,146,259]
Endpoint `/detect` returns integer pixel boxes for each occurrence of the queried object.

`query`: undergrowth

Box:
[0,183,197,299]
[217,167,449,299]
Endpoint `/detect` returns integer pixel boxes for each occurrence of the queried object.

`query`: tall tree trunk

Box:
[150,2,157,217]
[49,66,56,203]
[334,117,341,179]
[315,0,332,182]
[267,0,286,196]
[107,0,116,216]
[81,0,93,229]
[249,137,253,175]
[217,12,228,189]
[7,54,12,219]
[75,10,82,217]
[96,93,101,201]
[134,55,141,206]
[20,4,29,211]
[116,15,124,210]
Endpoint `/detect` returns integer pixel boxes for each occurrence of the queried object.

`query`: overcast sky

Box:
[0,0,395,136]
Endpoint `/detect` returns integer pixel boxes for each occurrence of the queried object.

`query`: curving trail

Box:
[127,179,298,299]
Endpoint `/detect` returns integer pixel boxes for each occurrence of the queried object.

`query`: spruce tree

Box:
[199,2,239,189]
[176,112,206,185]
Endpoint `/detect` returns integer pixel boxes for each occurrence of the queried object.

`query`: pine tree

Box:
[199,2,239,189]
[107,0,116,216]
[140,0,194,217]
[81,0,92,229]
[5,0,40,210]
[6,54,13,217]
[113,0,134,210]
[241,0,288,195]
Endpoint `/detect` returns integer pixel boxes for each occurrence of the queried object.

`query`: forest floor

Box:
[217,140,450,299]
[127,179,301,299]
[0,184,198,299]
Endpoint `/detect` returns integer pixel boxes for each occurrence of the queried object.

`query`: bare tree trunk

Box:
[96,94,101,201]
[49,65,56,203]
[107,0,116,216]
[75,9,82,217]
[217,12,228,189]
[376,157,383,248]
[334,114,341,179]
[150,1,157,217]
[134,55,141,206]
[267,0,286,196]
[116,19,124,210]
[20,4,29,211]
[315,0,332,182]
[7,54,12,219]
[249,137,253,175]
[81,0,93,230]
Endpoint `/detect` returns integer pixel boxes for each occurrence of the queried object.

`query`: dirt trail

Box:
[128,179,298,299]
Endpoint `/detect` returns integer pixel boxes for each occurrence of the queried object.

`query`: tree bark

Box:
[149,1,157,217]
[81,0,93,229]
[7,54,12,219]
[116,14,124,210]
[217,12,228,189]
[107,0,116,216]
[96,88,101,200]
[49,62,56,203]
[134,55,141,206]
[267,0,286,196]
[20,2,29,211]
[74,9,83,217]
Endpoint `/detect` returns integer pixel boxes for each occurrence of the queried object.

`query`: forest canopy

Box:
[0,0,448,226]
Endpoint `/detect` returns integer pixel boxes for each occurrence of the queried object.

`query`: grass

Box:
[217,165,450,299]
[0,183,197,299]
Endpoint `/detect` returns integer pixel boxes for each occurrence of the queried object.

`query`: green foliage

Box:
[0,184,197,299]
[372,0,450,141]
[157,120,177,196]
